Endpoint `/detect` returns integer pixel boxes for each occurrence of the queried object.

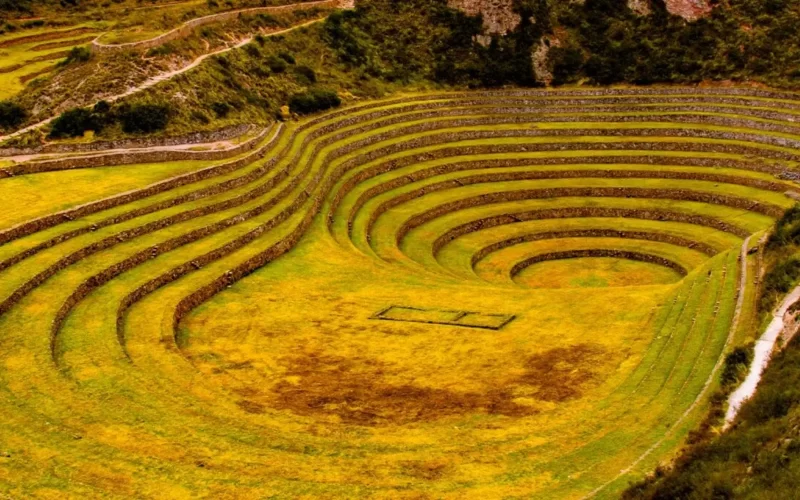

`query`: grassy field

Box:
[0,87,797,498]
[0,24,107,100]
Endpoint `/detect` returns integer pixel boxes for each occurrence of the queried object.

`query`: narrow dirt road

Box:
[725,283,800,424]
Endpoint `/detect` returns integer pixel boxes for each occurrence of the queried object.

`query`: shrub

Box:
[267,55,287,73]
[720,346,752,387]
[767,204,800,249]
[759,258,800,312]
[48,107,101,138]
[0,0,31,12]
[214,55,230,69]
[288,89,341,115]
[0,100,26,129]
[146,44,174,57]
[60,46,91,66]
[92,100,110,114]
[278,51,296,64]
[253,13,279,28]
[549,47,584,86]
[210,101,230,118]
[191,110,210,124]
[293,65,317,84]
[245,44,260,58]
[119,103,170,134]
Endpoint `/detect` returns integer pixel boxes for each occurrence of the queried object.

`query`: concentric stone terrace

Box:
[1,87,798,498]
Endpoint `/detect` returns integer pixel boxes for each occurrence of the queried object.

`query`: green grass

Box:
[0,88,797,498]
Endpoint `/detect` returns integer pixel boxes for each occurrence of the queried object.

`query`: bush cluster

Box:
[288,89,340,114]
[0,0,32,12]
[119,103,171,134]
[293,65,316,84]
[0,101,26,130]
[210,101,231,118]
[47,101,171,138]
[49,107,102,138]
[60,46,91,66]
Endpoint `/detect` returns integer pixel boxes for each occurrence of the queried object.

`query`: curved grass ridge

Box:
[8,125,269,174]
[1,86,800,497]
[510,249,689,277]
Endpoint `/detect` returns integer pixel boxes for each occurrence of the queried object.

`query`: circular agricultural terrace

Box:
[0,87,798,497]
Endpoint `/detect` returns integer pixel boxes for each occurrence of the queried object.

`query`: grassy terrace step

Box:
[428,218,737,281]
[6,96,800,243]
[358,178,786,251]
[3,119,792,324]
[2,87,800,497]
[498,238,706,278]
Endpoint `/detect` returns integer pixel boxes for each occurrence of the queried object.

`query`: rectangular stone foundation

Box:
[372,305,515,330]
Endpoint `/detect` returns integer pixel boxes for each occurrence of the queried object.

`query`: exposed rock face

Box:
[532,36,561,85]
[664,0,712,20]
[447,0,521,36]
[627,0,650,15]
[449,0,712,26]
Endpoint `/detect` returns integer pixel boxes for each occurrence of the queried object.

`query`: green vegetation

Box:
[288,88,340,114]
[0,100,25,129]
[48,107,101,138]
[46,101,169,138]
[321,0,543,86]
[625,334,800,499]
[4,0,800,497]
[624,203,800,498]
[0,88,796,497]
[119,103,171,133]
[58,45,91,66]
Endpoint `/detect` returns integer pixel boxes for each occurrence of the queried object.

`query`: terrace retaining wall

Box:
[0,124,251,157]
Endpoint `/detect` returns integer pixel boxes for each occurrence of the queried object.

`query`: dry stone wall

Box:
[0,124,251,157]
[510,249,689,277]
[7,126,269,175]
[429,208,753,263]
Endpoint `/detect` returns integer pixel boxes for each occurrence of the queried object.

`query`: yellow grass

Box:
[0,87,797,498]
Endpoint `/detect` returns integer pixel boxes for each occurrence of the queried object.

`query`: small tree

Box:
[119,103,170,134]
[267,55,287,73]
[210,101,230,118]
[60,46,91,66]
[293,65,317,84]
[0,100,26,129]
[49,107,101,138]
[288,89,341,115]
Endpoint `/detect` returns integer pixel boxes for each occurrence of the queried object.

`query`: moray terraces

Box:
[2,87,800,497]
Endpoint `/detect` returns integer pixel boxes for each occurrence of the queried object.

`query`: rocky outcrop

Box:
[450,0,711,34]
[448,0,520,45]
[664,0,712,20]
[632,0,713,20]
[628,0,651,15]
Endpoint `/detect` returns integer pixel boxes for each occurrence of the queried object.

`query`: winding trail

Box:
[0,14,329,144]
[92,0,335,52]
[725,283,800,424]
[584,234,753,498]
